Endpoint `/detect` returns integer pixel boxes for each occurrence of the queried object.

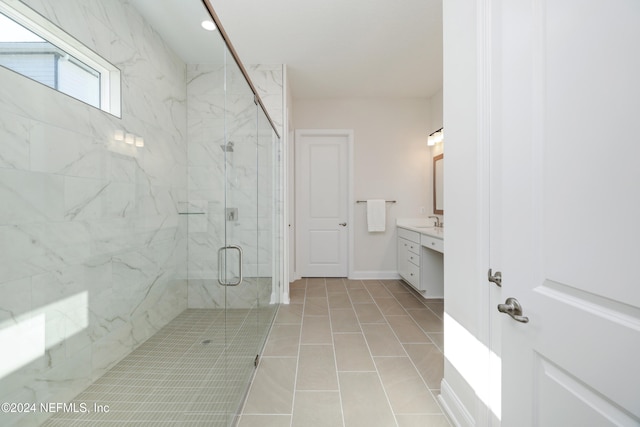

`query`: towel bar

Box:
[356,200,396,203]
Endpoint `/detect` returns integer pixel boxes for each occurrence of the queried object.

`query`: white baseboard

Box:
[439,379,475,427]
[281,291,290,304]
[349,270,401,280]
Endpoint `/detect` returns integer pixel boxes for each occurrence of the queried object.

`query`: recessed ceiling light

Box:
[201,20,216,31]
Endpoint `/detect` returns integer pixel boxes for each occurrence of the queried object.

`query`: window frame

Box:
[0,0,121,117]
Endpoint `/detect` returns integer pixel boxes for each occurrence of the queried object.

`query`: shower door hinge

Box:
[253,95,258,106]
[254,354,260,367]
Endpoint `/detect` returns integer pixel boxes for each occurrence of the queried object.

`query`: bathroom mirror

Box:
[433,153,443,214]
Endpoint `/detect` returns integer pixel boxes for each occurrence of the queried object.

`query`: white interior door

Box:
[494,1,640,425]
[295,129,350,277]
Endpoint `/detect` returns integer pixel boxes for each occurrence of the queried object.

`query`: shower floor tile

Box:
[43,307,276,427]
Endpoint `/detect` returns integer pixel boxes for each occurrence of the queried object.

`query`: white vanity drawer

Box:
[408,241,421,256]
[421,234,444,253]
[398,227,421,244]
[406,261,420,288]
[408,251,420,266]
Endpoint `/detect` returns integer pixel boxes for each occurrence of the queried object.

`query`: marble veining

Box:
[186,63,282,309]
[0,1,284,425]
[0,113,31,170]
[0,1,187,425]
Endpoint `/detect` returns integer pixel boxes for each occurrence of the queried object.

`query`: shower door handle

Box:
[217,247,225,286]
[227,245,243,286]
[217,245,244,286]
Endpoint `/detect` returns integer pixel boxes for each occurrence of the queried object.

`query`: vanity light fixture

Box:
[115,130,145,148]
[428,127,444,146]
[201,20,216,31]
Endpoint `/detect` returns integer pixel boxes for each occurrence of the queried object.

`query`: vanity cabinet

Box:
[420,234,444,298]
[397,228,422,290]
[397,224,445,298]
[421,234,444,253]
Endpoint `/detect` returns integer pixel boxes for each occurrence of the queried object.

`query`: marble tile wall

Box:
[186,63,283,309]
[247,64,284,137]
[0,0,188,425]
[0,1,285,424]
[250,64,284,307]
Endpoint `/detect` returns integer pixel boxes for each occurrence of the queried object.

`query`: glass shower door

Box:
[257,106,280,342]
[219,47,260,424]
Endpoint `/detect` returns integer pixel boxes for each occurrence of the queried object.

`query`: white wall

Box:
[429,87,444,134]
[286,77,296,290]
[439,0,493,426]
[294,98,430,278]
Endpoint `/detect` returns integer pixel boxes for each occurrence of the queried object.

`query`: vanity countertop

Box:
[396,219,444,239]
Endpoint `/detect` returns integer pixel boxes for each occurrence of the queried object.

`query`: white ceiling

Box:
[129,0,443,99]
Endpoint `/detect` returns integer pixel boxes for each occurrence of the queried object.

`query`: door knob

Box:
[498,297,529,323]
[339,222,347,227]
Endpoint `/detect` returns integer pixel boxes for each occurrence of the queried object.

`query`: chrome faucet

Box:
[428,215,442,228]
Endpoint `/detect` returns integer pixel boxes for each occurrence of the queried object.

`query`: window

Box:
[0,1,120,117]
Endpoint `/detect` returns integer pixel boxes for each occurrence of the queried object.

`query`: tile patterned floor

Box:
[238,278,451,427]
[43,307,275,427]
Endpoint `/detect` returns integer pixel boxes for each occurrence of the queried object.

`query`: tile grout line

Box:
[381,279,451,423]
[243,278,449,427]
[288,276,306,427]
[237,303,281,422]
[376,279,442,423]
[359,279,401,427]
[329,277,348,427]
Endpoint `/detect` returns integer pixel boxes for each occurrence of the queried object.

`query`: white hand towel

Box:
[367,199,386,232]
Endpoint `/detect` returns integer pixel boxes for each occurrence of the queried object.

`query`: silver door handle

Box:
[339,222,347,227]
[227,245,243,286]
[217,245,243,286]
[498,297,529,323]
[217,247,225,286]
[488,269,502,287]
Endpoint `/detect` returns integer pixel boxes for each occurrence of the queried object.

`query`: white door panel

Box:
[309,230,341,263]
[532,283,640,416]
[494,0,640,424]
[309,144,342,217]
[295,130,350,277]
[535,356,638,427]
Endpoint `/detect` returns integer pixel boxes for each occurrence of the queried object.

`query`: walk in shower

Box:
[0,0,282,425]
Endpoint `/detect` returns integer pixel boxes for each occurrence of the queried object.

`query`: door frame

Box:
[438,1,498,426]
[293,129,354,279]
